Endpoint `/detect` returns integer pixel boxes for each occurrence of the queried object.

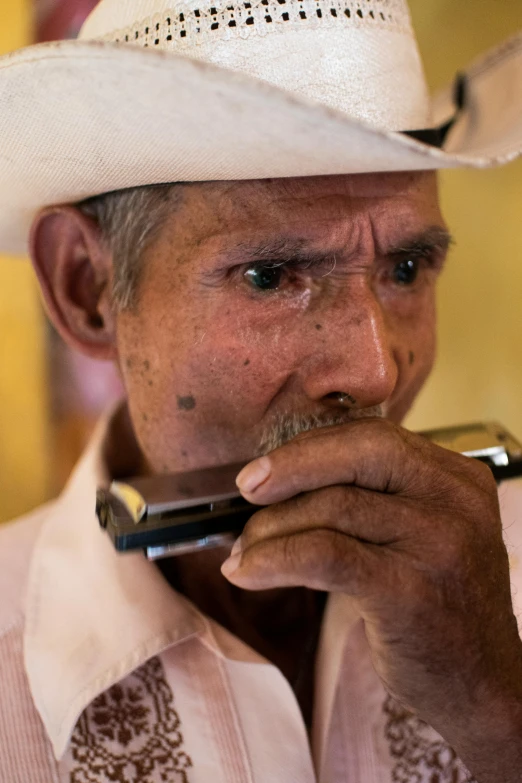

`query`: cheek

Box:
[387,296,437,423]
[114,255,314,469]
[116,305,312,471]
[406,308,437,372]
[179,311,303,409]
[117,303,303,426]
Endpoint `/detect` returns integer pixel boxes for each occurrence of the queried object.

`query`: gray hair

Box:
[77,183,183,309]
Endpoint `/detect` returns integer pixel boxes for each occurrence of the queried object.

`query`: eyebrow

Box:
[229,237,325,266]
[227,226,455,266]
[387,227,455,257]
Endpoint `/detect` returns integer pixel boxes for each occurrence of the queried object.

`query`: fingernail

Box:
[236,457,271,494]
[230,536,243,558]
[221,552,242,578]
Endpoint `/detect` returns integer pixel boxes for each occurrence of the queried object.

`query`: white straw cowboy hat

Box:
[0,0,521,256]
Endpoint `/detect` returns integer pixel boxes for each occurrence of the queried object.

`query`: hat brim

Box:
[0,35,521,256]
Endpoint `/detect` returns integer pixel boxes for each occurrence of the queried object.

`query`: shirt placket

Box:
[170,633,318,783]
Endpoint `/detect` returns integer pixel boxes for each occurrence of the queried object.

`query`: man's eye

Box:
[392,257,420,286]
[244,265,284,291]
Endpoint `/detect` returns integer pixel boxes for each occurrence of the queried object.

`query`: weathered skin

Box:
[30,172,522,781]
[116,172,442,473]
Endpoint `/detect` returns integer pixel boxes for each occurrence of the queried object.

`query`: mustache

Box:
[256,405,384,456]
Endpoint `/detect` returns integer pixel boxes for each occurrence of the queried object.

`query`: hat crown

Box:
[79,0,431,131]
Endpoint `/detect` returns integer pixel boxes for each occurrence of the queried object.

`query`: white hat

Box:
[0,0,520,255]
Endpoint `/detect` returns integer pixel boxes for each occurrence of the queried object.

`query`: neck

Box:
[157,547,327,727]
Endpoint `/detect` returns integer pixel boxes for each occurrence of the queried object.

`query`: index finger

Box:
[235,418,478,505]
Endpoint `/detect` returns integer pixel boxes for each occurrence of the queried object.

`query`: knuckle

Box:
[308,485,365,532]
[469,458,498,493]
[285,528,337,578]
[283,528,324,572]
[432,526,469,574]
[466,488,500,527]
[459,466,500,522]
[241,507,272,548]
[318,484,352,515]
[428,513,488,580]
[290,527,365,591]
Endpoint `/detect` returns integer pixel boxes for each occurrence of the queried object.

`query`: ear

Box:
[29,205,118,361]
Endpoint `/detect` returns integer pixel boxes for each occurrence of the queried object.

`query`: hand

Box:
[221,419,522,781]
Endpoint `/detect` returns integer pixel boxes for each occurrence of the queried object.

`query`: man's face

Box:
[116,172,449,474]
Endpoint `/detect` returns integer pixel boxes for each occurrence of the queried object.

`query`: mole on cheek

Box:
[177,395,197,411]
[409,351,415,366]
[315,324,323,331]
[244,359,250,366]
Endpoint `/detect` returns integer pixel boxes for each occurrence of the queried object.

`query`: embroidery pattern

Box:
[383,695,477,783]
[69,657,193,783]
[102,0,411,50]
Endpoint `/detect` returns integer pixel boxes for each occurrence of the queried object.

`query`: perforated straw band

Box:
[79,0,430,131]
[87,0,413,48]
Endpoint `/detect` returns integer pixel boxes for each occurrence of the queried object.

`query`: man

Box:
[0,0,521,781]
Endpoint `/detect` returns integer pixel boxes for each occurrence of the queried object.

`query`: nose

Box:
[302,281,398,410]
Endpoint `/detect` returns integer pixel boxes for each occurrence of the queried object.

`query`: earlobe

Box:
[29,206,118,361]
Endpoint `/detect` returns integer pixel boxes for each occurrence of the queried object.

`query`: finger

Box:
[238,484,417,553]
[236,418,475,505]
[221,526,382,592]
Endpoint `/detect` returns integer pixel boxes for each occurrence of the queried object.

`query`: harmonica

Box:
[96,421,522,561]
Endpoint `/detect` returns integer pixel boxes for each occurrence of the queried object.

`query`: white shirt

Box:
[2,411,522,782]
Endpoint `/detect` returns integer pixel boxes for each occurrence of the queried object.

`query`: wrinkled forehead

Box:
[189,170,437,206]
[165,171,442,253]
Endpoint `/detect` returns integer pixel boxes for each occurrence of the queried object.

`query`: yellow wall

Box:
[0,0,49,523]
[405,0,522,437]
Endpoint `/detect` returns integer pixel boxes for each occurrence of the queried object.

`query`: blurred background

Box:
[0,0,521,522]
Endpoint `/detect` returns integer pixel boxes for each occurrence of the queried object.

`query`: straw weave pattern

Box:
[100,0,412,49]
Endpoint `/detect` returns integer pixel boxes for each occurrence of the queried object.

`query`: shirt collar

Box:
[24,409,205,760]
[24,406,361,765]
